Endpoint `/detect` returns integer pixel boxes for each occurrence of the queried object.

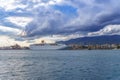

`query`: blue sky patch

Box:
[53,5,77,16]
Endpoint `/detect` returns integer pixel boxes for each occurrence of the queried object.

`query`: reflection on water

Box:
[0,50,120,80]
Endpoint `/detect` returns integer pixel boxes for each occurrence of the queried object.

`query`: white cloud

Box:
[88,25,120,36]
[0,0,27,11]
[0,35,29,47]
[48,0,63,5]
[34,34,84,43]
[6,17,33,28]
[0,25,21,34]
[0,0,15,10]
[32,0,63,9]
[0,36,13,47]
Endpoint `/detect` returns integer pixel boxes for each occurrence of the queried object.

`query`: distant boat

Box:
[29,40,67,50]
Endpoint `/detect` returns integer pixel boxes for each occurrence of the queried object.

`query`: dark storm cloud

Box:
[0,0,120,39]
[24,0,120,37]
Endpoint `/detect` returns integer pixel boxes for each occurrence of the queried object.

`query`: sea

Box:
[0,50,120,80]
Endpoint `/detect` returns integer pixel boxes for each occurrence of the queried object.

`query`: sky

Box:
[0,0,120,46]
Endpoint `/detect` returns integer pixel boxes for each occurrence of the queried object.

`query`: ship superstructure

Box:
[30,40,67,50]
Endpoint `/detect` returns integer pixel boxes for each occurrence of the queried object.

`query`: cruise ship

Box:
[29,40,67,50]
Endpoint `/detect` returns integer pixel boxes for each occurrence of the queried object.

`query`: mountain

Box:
[58,35,120,45]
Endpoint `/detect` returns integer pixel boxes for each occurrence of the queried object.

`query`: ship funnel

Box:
[41,40,45,44]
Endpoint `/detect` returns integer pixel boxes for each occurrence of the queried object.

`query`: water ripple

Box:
[0,50,120,80]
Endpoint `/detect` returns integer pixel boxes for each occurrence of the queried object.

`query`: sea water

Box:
[0,50,120,80]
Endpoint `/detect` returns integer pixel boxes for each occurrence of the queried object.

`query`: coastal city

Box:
[0,43,120,50]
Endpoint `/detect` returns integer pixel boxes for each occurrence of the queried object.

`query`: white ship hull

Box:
[30,44,66,50]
